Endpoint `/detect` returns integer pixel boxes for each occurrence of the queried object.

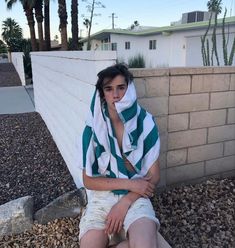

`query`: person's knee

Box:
[80,229,108,248]
[128,218,158,248]
[129,238,157,248]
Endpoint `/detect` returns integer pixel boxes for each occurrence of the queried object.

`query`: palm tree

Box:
[34,0,44,50]
[71,0,79,50]
[44,0,51,50]
[58,0,68,50]
[1,18,23,52]
[5,0,37,51]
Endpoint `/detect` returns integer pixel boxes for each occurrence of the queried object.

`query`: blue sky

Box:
[0,0,234,40]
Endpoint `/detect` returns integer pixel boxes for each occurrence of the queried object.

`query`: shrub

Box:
[128,54,145,68]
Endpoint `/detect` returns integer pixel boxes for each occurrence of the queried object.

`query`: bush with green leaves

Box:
[128,54,145,68]
[0,39,7,54]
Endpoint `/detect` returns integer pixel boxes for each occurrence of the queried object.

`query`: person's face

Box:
[103,75,127,112]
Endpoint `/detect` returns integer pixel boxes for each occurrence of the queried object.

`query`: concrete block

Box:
[160,134,168,152]
[168,113,189,132]
[224,140,235,156]
[167,149,187,167]
[205,155,235,175]
[132,68,169,77]
[230,74,235,90]
[139,97,168,116]
[166,162,204,185]
[0,196,33,236]
[170,76,191,95]
[169,94,209,114]
[169,67,214,75]
[157,169,166,187]
[221,169,235,178]
[190,109,226,129]
[134,78,146,98]
[228,108,235,124]
[34,189,85,224]
[210,91,235,109]
[168,129,207,149]
[155,116,168,134]
[159,152,167,169]
[145,77,169,97]
[192,74,230,93]
[188,143,223,163]
[208,124,235,143]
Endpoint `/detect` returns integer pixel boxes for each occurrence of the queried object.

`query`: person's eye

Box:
[104,88,112,92]
[119,86,126,90]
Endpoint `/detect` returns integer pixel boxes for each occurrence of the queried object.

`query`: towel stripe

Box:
[119,100,137,123]
[82,126,93,168]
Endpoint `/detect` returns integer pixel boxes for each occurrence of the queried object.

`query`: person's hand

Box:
[105,198,130,235]
[129,176,155,198]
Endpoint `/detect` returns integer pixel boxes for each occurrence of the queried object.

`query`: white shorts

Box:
[79,190,160,245]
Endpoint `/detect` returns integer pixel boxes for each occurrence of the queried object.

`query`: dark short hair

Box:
[96,63,133,100]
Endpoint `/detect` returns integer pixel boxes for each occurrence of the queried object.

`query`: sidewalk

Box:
[0,86,35,114]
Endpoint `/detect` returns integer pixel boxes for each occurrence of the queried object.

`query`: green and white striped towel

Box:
[80,82,160,194]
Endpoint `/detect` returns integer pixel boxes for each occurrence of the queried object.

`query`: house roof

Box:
[80,16,235,42]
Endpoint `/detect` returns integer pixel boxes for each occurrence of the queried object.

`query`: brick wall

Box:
[131,67,235,187]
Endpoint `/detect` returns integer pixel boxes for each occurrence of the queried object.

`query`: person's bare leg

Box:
[109,241,129,248]
[128,218,158,248]
[80,229,109,248]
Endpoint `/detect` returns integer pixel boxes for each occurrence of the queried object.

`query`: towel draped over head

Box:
[79,82,160,194]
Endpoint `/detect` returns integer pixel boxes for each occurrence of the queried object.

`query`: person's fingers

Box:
[113,219,120,233]
[117,220,123,233]
[108,219,115,234]
[105,216,113,232]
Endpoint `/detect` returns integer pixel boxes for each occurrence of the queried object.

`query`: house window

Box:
[149,40,156,50]
[111,43,117,51]
[125,41,130,49]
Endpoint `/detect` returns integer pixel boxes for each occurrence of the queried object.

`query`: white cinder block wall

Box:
[11,52,26,85]
[31,51,117,187]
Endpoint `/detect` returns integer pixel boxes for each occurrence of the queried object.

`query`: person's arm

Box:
[83,170,155,197]
[105,159,160,234]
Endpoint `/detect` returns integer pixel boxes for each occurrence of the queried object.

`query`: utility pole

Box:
[109,13,118,29]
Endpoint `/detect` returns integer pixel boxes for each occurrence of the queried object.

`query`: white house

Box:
[81,13,235,67]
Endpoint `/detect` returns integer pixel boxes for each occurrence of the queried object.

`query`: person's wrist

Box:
[120,196,132,208]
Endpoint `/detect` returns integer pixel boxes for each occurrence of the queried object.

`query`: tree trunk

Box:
[71,0,79,50]
[35,0,44,51]
[24,8,37,51]
[61,26,68,50]
[44,0,51,50]
[58,0,68,50]
[37,22,44,50]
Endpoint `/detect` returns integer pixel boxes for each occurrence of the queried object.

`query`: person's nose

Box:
[113,88,119,98]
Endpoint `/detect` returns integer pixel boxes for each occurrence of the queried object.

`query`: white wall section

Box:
[31,51,117,188]
[11,52,26,85]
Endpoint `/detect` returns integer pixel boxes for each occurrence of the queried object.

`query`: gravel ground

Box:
[0,112,76,211]
[0,112,234,247]
[0,63,22,87]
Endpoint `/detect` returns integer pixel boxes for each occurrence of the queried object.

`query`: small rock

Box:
[34,189,86,224]
[0,196,33,236]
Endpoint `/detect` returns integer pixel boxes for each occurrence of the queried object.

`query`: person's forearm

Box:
[83,172,132,191]
[121,191,142,207]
